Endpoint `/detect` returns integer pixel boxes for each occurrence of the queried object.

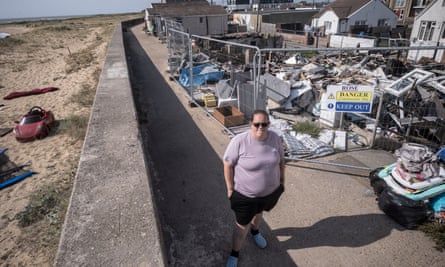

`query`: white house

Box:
[312,0,398,35]
[407,0,445,63]
[146,0,228,37]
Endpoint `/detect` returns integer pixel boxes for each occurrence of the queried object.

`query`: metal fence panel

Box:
[166,24,445,151]
[261,45,445,151]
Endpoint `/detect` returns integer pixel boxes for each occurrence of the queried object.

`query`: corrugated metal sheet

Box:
[238,80,267,119]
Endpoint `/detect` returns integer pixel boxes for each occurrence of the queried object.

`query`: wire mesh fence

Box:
[166,25,445,152]
[167,27,265,132]
[260,46,445,151]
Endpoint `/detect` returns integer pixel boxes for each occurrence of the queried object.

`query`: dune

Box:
[0,13,142,265]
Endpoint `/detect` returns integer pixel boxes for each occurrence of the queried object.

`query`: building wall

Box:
[233,13,252,26]
[227,0,250,11]
[387,0,415,25]
[232,13,258,32]
[339,18,349,33]
[263,11,317,25]
[408,0,445,62]
[349,1,398,29]
[207,15,228,35]
[329,34,376,48]
[182,15,228,36]
[314,10,339,35]
[314,2,397,34]
[410,0,445,43]
[233,10,318,33]
[261,23,277,34]
[183,16,208,35]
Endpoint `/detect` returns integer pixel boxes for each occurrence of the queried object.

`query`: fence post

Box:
[188,33,193,98]
[370,89,385,148]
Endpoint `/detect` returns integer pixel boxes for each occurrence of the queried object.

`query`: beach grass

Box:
[292,120,321,138]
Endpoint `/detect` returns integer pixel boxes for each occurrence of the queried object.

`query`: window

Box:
[228,0,249,4]
[395,0,406,7]
[324,21,332,31]
[394,9,404,20]
[418,21,436,41]
[442,22,445,39]
[355,20,366,25]
[200,17,203,23]
[414,0,423,6]
[378,19,389,26]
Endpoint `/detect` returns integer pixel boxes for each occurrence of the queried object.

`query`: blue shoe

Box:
[226,256,238,267]
[252,232,267,249]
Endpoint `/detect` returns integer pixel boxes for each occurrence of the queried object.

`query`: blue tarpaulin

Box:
[179,63,224,87]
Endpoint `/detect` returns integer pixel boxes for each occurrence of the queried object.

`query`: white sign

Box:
[324,85,375,113]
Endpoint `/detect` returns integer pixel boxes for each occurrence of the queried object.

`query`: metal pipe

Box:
[188,33,193,98]
[286,156,376,171]
[191,34,261,53]
[191,34,263,113]
[370,90,384,148]
[260,45,445,53]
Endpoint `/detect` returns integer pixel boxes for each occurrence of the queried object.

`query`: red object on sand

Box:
[13,106,56,141]
[3,87,59,100]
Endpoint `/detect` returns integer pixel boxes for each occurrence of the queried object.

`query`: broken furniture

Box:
[384,69,434,97]
[213,106,245,127]
[215,79,238,107]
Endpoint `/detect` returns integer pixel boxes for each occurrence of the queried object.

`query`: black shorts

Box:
[230,184,284,226]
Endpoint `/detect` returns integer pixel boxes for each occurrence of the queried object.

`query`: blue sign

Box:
[336,102,371,113]
[325,84,375,114]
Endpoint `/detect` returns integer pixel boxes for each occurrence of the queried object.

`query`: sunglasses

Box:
[253,122,270,128]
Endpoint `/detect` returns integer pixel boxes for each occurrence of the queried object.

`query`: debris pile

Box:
[175,44,445,151]
[370,144,445,228]
[262,50,445,149]
[0,148,35,190]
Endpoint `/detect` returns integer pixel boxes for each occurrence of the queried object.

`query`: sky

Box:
[0,0,157,20]
[0,0,309,20]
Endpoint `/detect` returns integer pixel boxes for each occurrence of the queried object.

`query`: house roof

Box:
[148,0,227,17]
[314,0,372,19]
[414,0,440,20]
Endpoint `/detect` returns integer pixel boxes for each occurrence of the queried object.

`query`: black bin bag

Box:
[378,188,428,229]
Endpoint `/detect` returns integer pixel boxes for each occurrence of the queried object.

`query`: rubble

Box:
[261,51,445,149]
[175,44,445,152]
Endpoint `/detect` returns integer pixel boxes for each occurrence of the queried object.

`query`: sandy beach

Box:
[0,14,141,266]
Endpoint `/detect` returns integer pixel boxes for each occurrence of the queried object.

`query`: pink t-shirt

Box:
[223,130,283,198]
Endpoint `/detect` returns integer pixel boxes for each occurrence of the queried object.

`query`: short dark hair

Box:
[249,109,269,122]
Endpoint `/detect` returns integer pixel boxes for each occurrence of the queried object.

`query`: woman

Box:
[223,109,285,267]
